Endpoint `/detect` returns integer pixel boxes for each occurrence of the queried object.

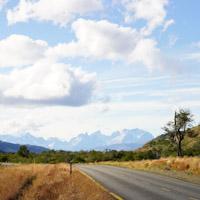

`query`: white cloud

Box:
[186,41,200,62]
[0,34,48,68]
[185,53,200,62]
[123,0,169,35]
[162,19,175,32]
[129,38,163,70]
[0,119,43,134]
[0,60,96,106]
[168,34,178,47]
[0,34,96,106]
[0,101,172,138]
[48,19,164,70]
[7,0,103,26]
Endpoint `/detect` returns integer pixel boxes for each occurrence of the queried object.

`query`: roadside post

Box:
[66,157,74,175]
[69,161,72,175]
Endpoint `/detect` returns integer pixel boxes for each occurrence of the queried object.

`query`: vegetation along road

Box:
[78,165,200,200]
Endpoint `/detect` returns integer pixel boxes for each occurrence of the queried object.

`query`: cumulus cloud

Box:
[7,0,103,26]
[48,19,140,60]
[122,0,169,35]
[47,19,164,70]
[129,39,163,70]
[0,34,96,106]
[0,34,48,68]
[0,60,96,106]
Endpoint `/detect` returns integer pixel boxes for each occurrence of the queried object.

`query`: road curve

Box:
[78,165,200,200]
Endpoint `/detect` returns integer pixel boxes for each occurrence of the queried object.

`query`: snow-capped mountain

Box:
[0,129,154,151]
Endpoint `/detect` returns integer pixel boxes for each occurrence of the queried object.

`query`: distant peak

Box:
[78,132,88,137]
[20,132,31,136]
[91,130,103,136]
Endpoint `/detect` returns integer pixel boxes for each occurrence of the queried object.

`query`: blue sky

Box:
[0,0,200,139]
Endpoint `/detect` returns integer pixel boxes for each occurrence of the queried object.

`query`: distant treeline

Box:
[0,150,157,164]
[1,147,199,164]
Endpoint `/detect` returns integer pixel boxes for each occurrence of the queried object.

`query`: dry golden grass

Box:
[0,164,115,200]
[0,164,38,200]
[100,157,200,184]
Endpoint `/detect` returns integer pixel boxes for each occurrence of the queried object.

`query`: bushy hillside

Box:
[138,125,200,157]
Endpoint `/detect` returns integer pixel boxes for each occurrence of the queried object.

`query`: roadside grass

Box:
[0,164,115,200]
[99,157,200,184]
[0,164,38,200]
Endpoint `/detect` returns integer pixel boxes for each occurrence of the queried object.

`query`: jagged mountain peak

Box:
[0,128,154,151]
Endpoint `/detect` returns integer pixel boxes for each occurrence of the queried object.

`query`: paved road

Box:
[78,165,200,200]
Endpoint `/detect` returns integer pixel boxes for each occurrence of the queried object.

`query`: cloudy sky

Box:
[0,0,200,139]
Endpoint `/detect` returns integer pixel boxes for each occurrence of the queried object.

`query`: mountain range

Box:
[0,140,48,153]
[0,129,154,151]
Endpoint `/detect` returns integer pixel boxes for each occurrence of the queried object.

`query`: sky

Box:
[0,0,200,140]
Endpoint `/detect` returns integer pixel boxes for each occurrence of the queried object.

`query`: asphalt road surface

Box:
[78,165,200,200]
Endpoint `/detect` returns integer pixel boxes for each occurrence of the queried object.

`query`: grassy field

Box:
[99,157,200,184]
[0,164,115,200]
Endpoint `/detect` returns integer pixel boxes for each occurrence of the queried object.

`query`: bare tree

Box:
[163,109,193,157]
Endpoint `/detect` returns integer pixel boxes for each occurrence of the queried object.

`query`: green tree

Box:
[18,145,30,158]
[0,155,8,162]
[163,109,193,157]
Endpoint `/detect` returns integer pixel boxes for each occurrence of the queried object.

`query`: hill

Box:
[138,125,200,157]
[0,140,49,153]
[0,129,154,151]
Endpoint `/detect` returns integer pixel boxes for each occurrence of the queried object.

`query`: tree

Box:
[0,155,8,162]
[18,145,30,158]
[163,109,193,157]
